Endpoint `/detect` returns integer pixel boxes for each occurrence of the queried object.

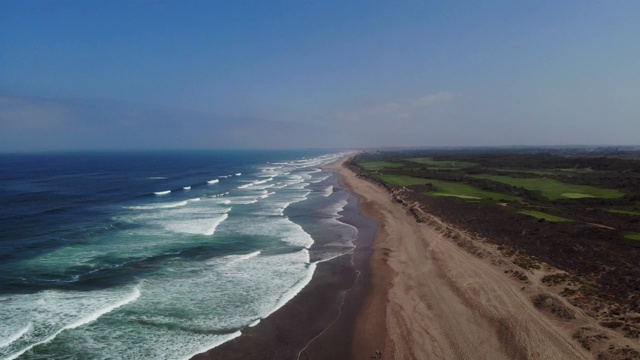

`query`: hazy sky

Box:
[1,1,639,151]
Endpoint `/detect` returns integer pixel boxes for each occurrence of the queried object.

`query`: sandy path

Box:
[335,163,593,360]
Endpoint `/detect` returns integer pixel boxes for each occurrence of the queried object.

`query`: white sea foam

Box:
[128,201,188,210]
[188,197,201,202]
[228,197,259,205]
[282,178,304,187]
[252,183,275,190]
[3,286,141,360]
[222,251,261,265]
[259,165,282,172]
[328,198,349,216]
[237,183,253,189]
[180,332,242,360]
[183,186,191,190]
[235,173,242,176]
[238,215,313,247]
[0,323,31,349]
[253,187,311,216]
[154,190,171,195]
[66,286,141,330]
[204,213,228,236]
[146,176,167,180]
[311,175,331,184]
[164,212,229,236]
[248,319,260,327]
[288,182,309,190]
[92,249,316,359]
[253,177,273,185]
[207,179,219,184]
[265,262,316,319]
[258,192,275,199]
[322,185,334,197]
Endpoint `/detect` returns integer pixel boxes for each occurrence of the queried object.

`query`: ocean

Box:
[0,150,357,359]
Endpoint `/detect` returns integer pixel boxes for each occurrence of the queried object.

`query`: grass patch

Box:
[514,256,541,270]
[561,193,594,199]
[519,210,572,222]
[624,233,640,241]
[431,193,482,200]
[358,161,404,171]
[498,168,593,176]
[376,175,519,201]
[498,169,559,176]
[560,168,593,174]
[423,179,520,201]
[607,209,640,216]
[474,175,624,200]
[407,157,476,170]
[376,175,432,186]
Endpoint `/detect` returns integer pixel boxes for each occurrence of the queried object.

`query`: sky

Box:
[1,0,639,151]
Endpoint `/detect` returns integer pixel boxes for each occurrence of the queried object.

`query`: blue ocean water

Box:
[0,150,356,359]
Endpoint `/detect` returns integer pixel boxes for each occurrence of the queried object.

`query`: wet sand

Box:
[192,165,376,360]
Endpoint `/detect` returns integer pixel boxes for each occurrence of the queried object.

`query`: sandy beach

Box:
[332,158,640,360]
[194,157,638,360]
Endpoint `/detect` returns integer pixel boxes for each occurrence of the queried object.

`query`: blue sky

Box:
[1,0,639,151]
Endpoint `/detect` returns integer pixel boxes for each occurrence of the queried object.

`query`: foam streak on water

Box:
[1,286,141,360]
[0,324,32,349]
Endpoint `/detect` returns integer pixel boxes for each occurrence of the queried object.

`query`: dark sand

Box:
[192,167,376,360]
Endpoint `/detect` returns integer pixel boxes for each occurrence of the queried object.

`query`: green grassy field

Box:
[559,168,594,173]
[607,209,640,216]
[424,179,520,201]
[407,157,477,170]
[474,175,624,200]
[375,174,432,186]
[358,161,404,171]
[375,175,519,201]
[498,168,594,177]
[518,210,573,222]
[498,169,563,176]
[624,233,640,241]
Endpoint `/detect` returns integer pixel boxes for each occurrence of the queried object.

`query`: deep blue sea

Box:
[0,150,356,359]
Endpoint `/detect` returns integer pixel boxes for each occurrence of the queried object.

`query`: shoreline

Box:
[192,158,376,360]
[194,153,640,359]
[191,155,640,359]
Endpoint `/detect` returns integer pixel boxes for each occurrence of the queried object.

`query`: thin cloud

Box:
[372,91,455,114]
[0,96,75,130]
[412,92,456,107]
[338,91,457,121]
